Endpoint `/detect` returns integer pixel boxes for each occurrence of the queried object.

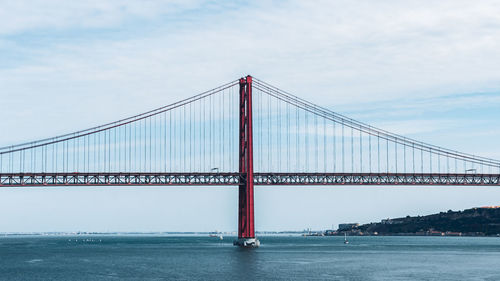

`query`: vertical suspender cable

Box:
[108,129,111,172]
[295,95,301,172]
[145,118,148,172]
[323,117,326,173]
[144,118,147,172]
[104,128,107,173]
[359,126,362,173]
[174,109,177,171]
[169,111,172,172]
[177,108,181,171]
[386,137,389,173]
[209,95,212,170]
[351,126,354,173]
[135,121,138,171]
[131,122,135,172]
[229,89,232,172]
[222,91,225,172]
[395,138,398,174]
[421,144,424,173]
[412,142,415,174]
[75,134,78,172]
[117,126,120,172]
[342,120,345,172]
[154,114,157,172]
[287,100,290,172]
[203,99,206,171]
[19,150,22,173]
[314,111,318,172]
[95,132,98,173]
[454,153,457,173]
[116,127,118,172]
[189,102,192,173]
[305,107,309,172]
[333,120,336,173]
[268,93,271,171]
[368,127,372,173]
[158,114,161,173]
[430,148,432,174]
[183,105,186,172]
[438,151,440,174]
[54,142,56,172]
[124,123,127,172]
[220,92,223,171]
[377,133,380,173]
[447,153,449,174]
[87,134,90,172]
[188,102,192,173]
[45,143,48,173]
[403,138,406,174]
[199,99,202,172]
[98,132,102,172]
[259,90,263,172]
[278,96,282,172]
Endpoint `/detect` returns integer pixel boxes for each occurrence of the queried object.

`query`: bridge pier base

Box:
[233,237,260,248]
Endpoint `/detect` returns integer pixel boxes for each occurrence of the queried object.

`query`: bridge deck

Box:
[1,173,499,186]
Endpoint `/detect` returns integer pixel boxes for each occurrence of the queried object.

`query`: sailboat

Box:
[344,233,349,244]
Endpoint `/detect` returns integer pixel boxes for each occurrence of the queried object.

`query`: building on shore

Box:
[338,223,360,231]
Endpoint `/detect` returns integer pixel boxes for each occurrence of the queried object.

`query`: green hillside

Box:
[357,207,500,236]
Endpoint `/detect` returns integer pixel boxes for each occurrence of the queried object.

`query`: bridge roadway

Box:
[1,172,499,186]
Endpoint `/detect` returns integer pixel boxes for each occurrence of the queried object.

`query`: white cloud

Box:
[1,0,500,147]
[372,119,458,136]
[336,93,500,122]
[0,0,203,34]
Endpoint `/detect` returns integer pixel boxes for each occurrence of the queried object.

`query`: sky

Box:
[1,0,500,232]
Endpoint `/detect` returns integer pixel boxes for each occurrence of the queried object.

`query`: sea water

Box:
[1,235,499,280]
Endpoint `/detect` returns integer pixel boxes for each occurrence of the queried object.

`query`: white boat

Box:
[344,233,349,244]
[209,232,223,240]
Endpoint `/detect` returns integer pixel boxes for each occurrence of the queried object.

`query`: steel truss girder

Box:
[1,173,499,187]
[253,173,500,186]
[0,173,240,187]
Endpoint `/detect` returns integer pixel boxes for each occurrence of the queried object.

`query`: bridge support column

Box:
[234,75,260,248]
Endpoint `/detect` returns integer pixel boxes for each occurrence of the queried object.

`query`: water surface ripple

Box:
[1,235,499,280]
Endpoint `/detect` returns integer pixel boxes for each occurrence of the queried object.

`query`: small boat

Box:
[344,233,349,244]
[209,231,223,240]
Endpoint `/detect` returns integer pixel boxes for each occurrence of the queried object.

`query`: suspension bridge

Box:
[1,75,499,246]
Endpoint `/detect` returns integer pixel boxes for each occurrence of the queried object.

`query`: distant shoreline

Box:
[1,232,499,237]
[3,207,500,238]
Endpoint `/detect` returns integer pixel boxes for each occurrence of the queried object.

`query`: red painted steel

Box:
[238,75,255,239]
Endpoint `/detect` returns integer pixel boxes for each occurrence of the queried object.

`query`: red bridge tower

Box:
[234,75,260,247]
